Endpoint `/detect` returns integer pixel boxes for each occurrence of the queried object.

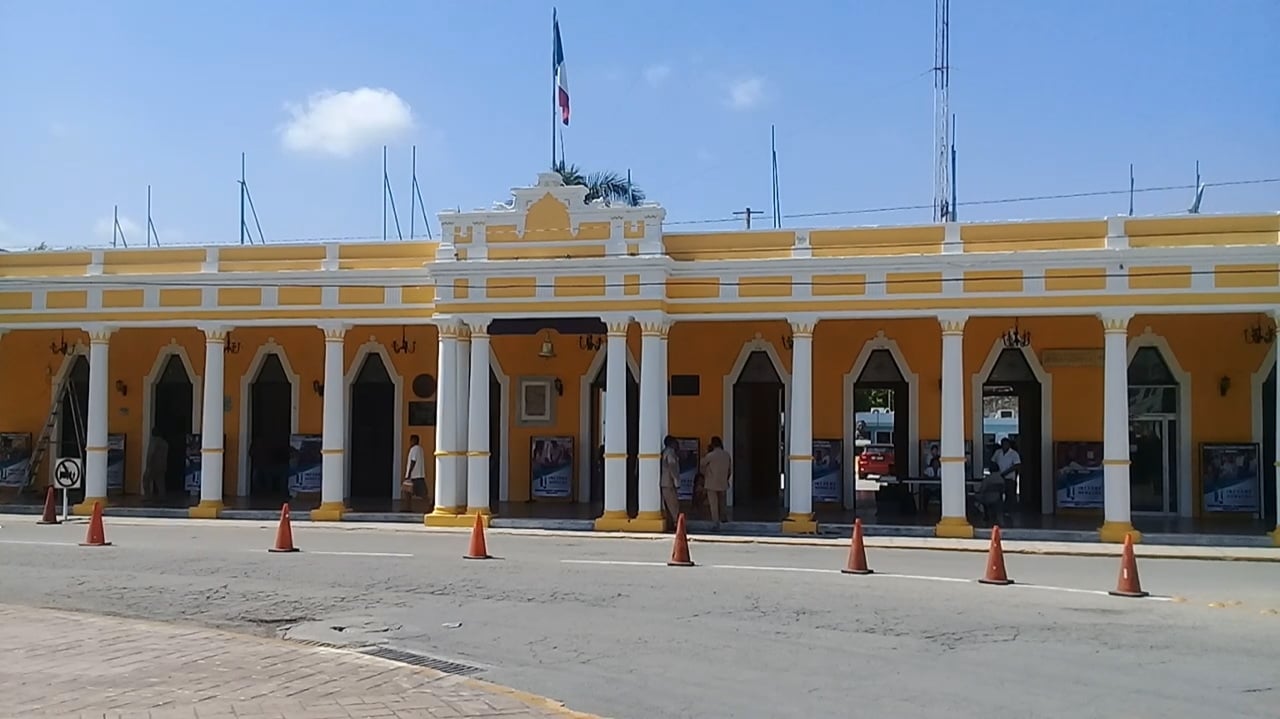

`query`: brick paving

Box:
[0,605,595,719]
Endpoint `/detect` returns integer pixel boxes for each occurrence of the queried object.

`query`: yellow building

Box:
[0,172,1277,543]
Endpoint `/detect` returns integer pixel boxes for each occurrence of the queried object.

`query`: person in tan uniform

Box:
[660,435,681,531]
[699,436,732,530]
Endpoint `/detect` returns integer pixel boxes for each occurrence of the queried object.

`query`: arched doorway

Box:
[732,351,785,515]
[249,354,292,499]
[980,348,1043,514]
[852,349,911,482]
[1127,346,1181,515]
[488,368,502,512]
[588,356,639,514]
[1264,365,1276,525]
[349,353,395,500]
[56,355,90,500]
[151,355,194,496]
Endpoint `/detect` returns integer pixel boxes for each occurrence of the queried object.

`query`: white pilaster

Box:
[597,318,631,524]
[1100,312,1139,542]
[629,320,667,530]
[783,320,818,533]
[455,327,471,514]
[466,322,492,517]
[936,314,973,538]
[426,323,462,523]
[191,325,228,518]
[659,327,670,436]
[73,326,112,515]
[314,323,348,520]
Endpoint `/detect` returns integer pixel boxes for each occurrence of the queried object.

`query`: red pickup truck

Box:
[857,443,896,479]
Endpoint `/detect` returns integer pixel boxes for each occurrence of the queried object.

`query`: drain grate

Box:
[358,646,484,676]
[287,638,346,649]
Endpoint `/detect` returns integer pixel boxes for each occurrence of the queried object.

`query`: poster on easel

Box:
[0,433,33,488]
[288,434,323,496]
[676,438,701,501]
[531,436,574,499]
[812,439,843,504]
[1201,443,1262,514]
[184,434,202,493]
[106,434,126,493]
[1054,441,1104,509]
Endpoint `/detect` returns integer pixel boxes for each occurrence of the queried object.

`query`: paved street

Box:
[1,516,1277,719]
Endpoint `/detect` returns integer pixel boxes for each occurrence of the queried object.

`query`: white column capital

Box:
[789,318,818,337]
[199,324,230,343]
[436,320,463,339]
[461,317,491,337]
[937,313,968,335]
[83,325,115,344]
[638,319,670,337]
[318,322,349,341]
[604,316,632,336]
[1099,311,1133,333]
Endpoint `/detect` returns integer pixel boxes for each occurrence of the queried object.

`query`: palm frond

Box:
[551,162,645,207]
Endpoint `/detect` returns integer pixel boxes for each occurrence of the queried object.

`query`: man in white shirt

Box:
[402,434,428,510]
[991,437,1021,519]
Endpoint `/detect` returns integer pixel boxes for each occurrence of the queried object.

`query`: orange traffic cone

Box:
[79,501,111,547]
[841,518,873,575]
[978,526,1012,585]
[464,513,491,560]
[268,503,299,553]
[667,513,694,567]
[1109,533,1148,598]
[37,486,60,525]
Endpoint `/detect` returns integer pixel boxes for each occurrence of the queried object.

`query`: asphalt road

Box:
[0,518,1277,719]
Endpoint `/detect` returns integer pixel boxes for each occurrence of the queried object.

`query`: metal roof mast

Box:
[933,0,956,223]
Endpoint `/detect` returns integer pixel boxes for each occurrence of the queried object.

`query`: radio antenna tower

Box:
[932,0,955,222]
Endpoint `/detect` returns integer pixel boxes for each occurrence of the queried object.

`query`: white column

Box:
[635,321,665,526]
[936,314,972,537]
[783,320,817,532]
[455,328,471,512]
[192,326,227,517]
[1100,312,1137,542]
[315,323,348,520]
[659,327,670,436]
[428,324,461,519]
[466,322,492,515]
[74,326,112,514]
[598,318,631,523]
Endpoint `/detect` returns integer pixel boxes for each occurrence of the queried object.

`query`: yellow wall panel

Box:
[1215,264,1279,288]
[886,272,944,295]
[553,275,606,298]
[486,277,537,299]
[0,291,33,310]
[337,286,385,305]
[278,287,322,305]
[101,289,145,308]
[738,276,792,298]
[811,226,943,257]
[401,286,434,304]
[666,277,719,299]
[1044,268,1107,291]
[159,289,203,307]
[217,287,262,306]
[46,290,87,309]
[1128,266,1193,290]
[963,270,1023,293]
[812,274,867,296]
[623,274,641,296]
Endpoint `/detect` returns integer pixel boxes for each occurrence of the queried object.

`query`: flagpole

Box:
[551,8,558,169]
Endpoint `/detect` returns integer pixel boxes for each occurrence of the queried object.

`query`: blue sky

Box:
[0,0,1276,250]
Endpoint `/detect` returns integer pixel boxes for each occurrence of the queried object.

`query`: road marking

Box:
[305,551,415,558]
[560,559,1174,600]
[0,539,81,547]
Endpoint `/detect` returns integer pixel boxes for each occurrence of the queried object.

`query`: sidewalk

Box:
[0,604,597,719]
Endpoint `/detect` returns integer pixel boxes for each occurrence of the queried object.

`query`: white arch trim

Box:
[577,344,640,503]
[236,339,301,497]
[1128,327,1193,518]
[722,333,792,509]
[843,331,919,510]
[1250,341,1275,450]
[47,342,89,488]
[489,345,512,504]
[971,339,1055,515]
[343,339,404,500]
[141,341,203,495]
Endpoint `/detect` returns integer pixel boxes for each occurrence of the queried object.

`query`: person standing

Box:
[991,437,1022,520]
[402,434,428,510]
[143,427,168,499]
[660,435,681,531]
[699,436,732,531]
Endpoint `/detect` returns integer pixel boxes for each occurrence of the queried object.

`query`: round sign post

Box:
[53,458,83,522]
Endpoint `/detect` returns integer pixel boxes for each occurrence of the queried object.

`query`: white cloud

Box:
[279,87,415,158]
[644,64,672,87]
[727,76,765,110]
[93,214,141,243]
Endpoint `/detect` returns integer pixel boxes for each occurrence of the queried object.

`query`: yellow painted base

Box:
[594,510,632,532]
[188,500,224,519]
[424,508,476,527]
[626,512,666,533]
[935,516,975,539]
[1099,521,1142,544]
[781,513,818,535]
[71,497,108,517]
[1268,528,1279,547]
[310,502,348,522]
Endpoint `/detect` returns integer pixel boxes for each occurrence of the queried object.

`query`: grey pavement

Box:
[1,518,1278,718]
[0,603,591,719]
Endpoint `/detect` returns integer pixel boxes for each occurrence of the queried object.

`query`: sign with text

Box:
[1054,441,1104,509]
[288,434,323,495]
[531,436,574,499]
[1201,443,1261,514]
[812,439,843,503]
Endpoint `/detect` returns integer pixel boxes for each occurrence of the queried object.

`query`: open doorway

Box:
[489,368,501,512]
[981,348,1043,514]
[151,355,194,496]
[349,353,395,501]
[249,354,292,500]
[1127,346,1181,515]
[1264,365,1276,525]
[56,355,90,501]
[732,351,785,515]
[588,355,639,514]
[852,349,910,482]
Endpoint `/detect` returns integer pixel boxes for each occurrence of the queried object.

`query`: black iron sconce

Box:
[579,334,605,351]
[49,331,70,356]
[781,334,794,350]
[554,378,564,396]
[312,380,324,397]
[392,325,417,354]
[114,380,128,397]
[1218,375,1231,397]
[1243,316,1276,345]
[224,331,242,355]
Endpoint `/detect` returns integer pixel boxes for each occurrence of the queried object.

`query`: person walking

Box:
[660,435,681,531]
[402,434,428,511]
[699,436,732,530]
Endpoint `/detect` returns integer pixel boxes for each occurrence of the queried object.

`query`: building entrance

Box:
[732,351,785,515]
[152,355,194,495]
[853,349,910,481]
[349,353,395,500]
[981,348,1042,513]
[1264,365,1276,525]
[57,355,90,503]
[588,355,638,513]
[1128,346,1181,515]
[249,354,292,500]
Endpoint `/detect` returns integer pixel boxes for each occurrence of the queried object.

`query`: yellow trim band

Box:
[1102,459,1129,466]
[940,456,966,463]
[200,448,224,455]
[603,452,628,460]
[321,449,343,456]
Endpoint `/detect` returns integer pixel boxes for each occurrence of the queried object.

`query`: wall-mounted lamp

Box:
[392,325,417,354]
[312,380,324,397]
[114,380,128,397]
[781,334,794,350]
[49,331,70,356]
[1243,316,1276,345]
[538,332,556,359]
[1218,375,1231,397]
[554,378,564,396]
[579,334,605,351]
[1002,318,1031,349]
[224,331,242,355]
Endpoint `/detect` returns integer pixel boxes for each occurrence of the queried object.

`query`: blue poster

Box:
[676,438,700,501]
[1201,443,1261,514]
[0,433,33,488]
[107,434,126,492]
[531,436,574,498]
[184,434,202,493]
[288,434,323,495]
[1055,441,1104,509]
[812,439,843,503]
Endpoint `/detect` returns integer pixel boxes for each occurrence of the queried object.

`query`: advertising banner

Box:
[812,439,843,503]
[107,434,126,492]
[1201,443,1262,514]
[1054,441,1104,509]
[676,438,701,501]
[0,433,33,488]
[287,434,323,495]
[531,436,574,499]
[184,434,202,493]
